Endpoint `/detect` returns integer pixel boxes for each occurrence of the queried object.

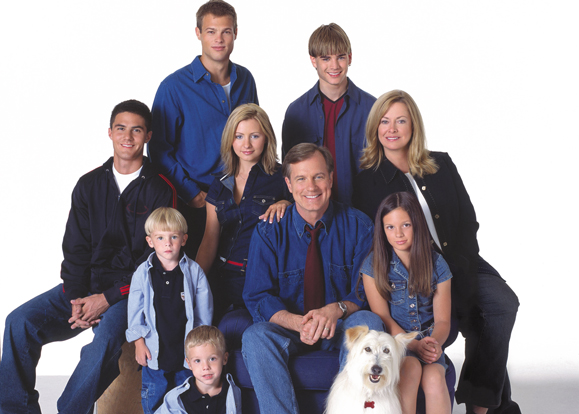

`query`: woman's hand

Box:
[259,200,291,223]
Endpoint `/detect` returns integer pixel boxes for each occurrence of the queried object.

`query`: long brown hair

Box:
[368,192,434,300]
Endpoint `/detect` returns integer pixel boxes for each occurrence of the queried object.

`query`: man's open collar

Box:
[191,55,237,84]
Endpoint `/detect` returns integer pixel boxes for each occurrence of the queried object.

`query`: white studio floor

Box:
[36,362,578,414]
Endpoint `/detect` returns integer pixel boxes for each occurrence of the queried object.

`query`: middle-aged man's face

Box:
[195,14,236,67]
[108,112,151,164]
[285,151,333,224]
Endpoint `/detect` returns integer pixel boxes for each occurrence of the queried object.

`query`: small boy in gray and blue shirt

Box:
[126,207,213,414]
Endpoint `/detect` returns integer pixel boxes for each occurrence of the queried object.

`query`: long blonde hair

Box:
[359,90,438,177]
[220,104,279,177]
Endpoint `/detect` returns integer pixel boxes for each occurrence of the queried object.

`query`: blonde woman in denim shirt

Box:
[196,104,290,344]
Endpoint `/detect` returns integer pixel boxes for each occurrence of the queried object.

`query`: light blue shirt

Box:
[126,252,213,370]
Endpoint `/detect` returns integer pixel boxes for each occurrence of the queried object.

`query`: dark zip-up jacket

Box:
[60,157,177,305]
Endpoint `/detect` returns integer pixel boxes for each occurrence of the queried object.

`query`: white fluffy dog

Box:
[325,326,417,414]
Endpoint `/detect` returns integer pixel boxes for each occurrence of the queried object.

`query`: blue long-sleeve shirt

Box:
[149,56,258,202]
[126,252,213,370]
[243,201,373,323]
[281,79,375,206]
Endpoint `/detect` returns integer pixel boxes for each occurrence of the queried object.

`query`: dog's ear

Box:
[345,325,370,350]
[394,331,419,350]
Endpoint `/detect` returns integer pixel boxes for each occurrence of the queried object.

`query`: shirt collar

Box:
[292,200,334,237]
[378,157,403,184]
[191,55,237,84]
[219,161,267,192]
[307,78,356,106]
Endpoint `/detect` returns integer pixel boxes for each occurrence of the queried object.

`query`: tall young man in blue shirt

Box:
[241,144,383,414]
[149,0,258,257]
[282,23,375,206]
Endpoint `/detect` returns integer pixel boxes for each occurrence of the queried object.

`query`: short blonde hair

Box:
[308,23,351,57]
[220,103,279,177]
[359,90,438,177]
[185,325,227,356]
[144,207,188,236]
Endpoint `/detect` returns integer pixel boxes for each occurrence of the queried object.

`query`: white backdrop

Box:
[1,0,577,388]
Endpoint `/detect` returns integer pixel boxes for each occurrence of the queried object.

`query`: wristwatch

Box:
[338,301,348,320]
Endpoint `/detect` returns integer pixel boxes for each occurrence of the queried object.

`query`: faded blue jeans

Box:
[141,366,191,414]
[0,284,127,414]
[241,310,384,414]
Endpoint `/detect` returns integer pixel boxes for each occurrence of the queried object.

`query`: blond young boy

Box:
[126,207,213,414]
[155,325,242,414]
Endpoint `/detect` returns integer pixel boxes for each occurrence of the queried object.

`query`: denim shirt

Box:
[360,250,452,337]
[126,252,213,370]
[205,163,289,264]
[149,56,259,202]
[154,374,241,414]
[243,201,374,322]
[281,79,376,206]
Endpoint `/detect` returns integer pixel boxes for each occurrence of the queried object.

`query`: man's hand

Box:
[134,338,152,366]
[188,191,207,209]
[300,303,342,344]
[69,293,110,329]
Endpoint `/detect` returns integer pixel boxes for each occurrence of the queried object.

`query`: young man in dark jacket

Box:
[0,100,177,414]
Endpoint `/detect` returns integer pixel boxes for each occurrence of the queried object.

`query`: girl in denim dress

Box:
[196,104,290,341]
[360,192,452,414]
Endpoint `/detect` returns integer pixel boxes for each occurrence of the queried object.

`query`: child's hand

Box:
[414,336,441,364]
[135,338,152,366]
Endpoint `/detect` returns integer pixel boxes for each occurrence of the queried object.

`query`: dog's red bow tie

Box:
[364,401,375,409]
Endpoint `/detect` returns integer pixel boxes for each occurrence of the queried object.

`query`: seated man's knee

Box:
[345,310,384,331]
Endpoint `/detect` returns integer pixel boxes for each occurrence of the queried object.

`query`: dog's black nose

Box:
[371,365,382,375]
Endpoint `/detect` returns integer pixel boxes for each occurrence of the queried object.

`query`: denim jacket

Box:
[154,373,241,414]
[243,201,373,322]
[205,163,289,264]
[361,250,452,336]
[281,79,376,206]
[126,252,213,370]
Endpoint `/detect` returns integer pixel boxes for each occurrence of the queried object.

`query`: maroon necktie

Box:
[303,222,324,314]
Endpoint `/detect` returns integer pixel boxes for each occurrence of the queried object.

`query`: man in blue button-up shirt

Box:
[149,0,258,256]
[281,23,375,206]
[242,144,383,414]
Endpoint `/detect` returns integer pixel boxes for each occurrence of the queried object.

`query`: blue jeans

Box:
[455,269,520,413]
[241,310,384,414]
[0,284,127,414]
[141,366,191,414]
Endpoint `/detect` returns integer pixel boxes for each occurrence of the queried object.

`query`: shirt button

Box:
[410,311,416,315]
[262,199,266,203]
[239,220,242,224]
[410,303,415,308]
[242,196,245,200]
[306,233,311,238]
[421,186,426,191]
[222,100,225,103]
[166,281,169,285]
[408,295,414,299]
[391,283,396,288]
[412,319,417,323]
[434,214,440,219]
[443,242,448,247]
[413,326,419,330]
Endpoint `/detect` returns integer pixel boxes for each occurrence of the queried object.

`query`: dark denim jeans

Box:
[455,270,521,413]
[0,284,127,414]
[141,366,191,414]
